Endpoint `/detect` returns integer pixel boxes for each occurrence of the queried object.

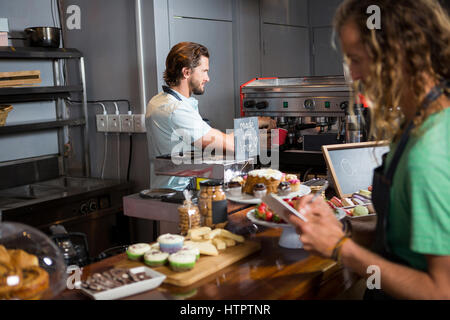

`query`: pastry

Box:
[230,176,245,186]
[150,242,160,250]
[277,181,291,196]
[352,205,369,216]
[288,179,301,192]
[7,249,39,269]
[143,250,169,267]
[179,244,200,261]
[226,181,242,196]
[243,169,283,195]
[0,245,10,265]
[126,243,151,261]
[168,252,196,272]
[11,266,49,300]
[285,174,298,181]
[252,183,267,199]
[0,261,23,299]
[157,234,184,253]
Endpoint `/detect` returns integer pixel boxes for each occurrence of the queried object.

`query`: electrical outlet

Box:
[120,114,134,132]
[96,114,108,132]
[107,114,121,132]
[133,114,146,132]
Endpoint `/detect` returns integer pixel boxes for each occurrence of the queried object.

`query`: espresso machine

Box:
[240,76,362,177]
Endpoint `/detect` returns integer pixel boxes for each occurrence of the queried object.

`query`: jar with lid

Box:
[198,180,227,227]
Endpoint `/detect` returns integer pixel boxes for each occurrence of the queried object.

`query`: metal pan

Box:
[24,27,61,48]
[139,188,177,199]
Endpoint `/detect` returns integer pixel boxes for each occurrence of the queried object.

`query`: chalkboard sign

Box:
[322,141,390,198]
[234,117,259,160]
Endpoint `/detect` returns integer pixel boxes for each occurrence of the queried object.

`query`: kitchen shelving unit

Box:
[0,46,90,183]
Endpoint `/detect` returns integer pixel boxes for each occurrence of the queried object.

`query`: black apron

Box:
[364,80,449,300]
[163,85,183,101]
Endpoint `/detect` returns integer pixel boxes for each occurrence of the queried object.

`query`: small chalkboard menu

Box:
[322,141,390,198]
[234,117,259,160]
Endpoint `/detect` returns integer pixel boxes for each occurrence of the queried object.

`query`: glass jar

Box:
[177,199,201,236]
[198,180,227,227]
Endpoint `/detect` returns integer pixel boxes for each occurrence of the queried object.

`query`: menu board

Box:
[234,117,259,160]
[322,141,390,198]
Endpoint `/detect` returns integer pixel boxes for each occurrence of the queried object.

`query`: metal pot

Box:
[24,27,61,48]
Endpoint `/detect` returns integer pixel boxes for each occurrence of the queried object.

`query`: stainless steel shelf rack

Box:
[0,47,90,184]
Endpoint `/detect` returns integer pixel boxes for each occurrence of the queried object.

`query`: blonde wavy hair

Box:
[333,0,450,141]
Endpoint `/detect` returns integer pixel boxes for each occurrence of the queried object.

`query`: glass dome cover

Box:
[0,222,67,299]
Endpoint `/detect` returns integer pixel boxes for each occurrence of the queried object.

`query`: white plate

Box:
[246,209,291,228]
[226,184,311,204]
[247,208,346,249]
[78,266,166,300]
[246,207,346,228]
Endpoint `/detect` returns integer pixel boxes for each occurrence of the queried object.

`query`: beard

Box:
[190,78,205,95]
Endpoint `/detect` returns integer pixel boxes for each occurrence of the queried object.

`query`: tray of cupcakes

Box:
[225,169,311,204]
[118,228,260,287]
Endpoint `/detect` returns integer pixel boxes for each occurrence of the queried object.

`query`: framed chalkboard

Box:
[234,117,259,160]
[322,141,390,198]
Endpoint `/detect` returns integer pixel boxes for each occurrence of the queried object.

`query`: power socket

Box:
[119,114,134,132]
[133,114,146,132]
[107,114,121,132]
[96,114,108,132]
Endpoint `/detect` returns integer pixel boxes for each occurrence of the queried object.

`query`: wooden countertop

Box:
[56,202,361,300]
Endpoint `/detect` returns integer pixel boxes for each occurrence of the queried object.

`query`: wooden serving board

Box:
[115,240,261,287]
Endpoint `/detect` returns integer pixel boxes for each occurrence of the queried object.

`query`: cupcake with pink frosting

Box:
[286,174,301,192]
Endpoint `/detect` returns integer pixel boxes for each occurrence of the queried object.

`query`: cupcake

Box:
[144,249,169,267]
[277,181,291,196]
[157,233,184,253]
[288,179,301,192]
[285,174,298,181]
[253,183,267,198]
[168,251,196,272]
[231,176,245,186]
[126,243,151,261]
[226,181,242,196]
[180,243,200,261]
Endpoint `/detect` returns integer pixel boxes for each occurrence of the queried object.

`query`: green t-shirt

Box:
[386,107,450,271]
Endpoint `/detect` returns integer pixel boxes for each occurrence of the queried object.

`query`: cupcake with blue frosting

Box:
[157,233,184,253]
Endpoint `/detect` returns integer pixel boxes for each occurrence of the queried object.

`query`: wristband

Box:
[330,236,350,261]
[336,238,350,265]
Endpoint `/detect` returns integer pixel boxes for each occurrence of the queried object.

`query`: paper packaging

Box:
[0,18,9,46]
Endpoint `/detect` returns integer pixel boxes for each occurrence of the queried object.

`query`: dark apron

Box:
[163,85,182,101]
[364,80,449,300]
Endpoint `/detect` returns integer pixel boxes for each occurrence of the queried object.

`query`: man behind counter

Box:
[145,41,275,189]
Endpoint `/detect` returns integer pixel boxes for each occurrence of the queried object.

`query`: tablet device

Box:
[262,193,308,224]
